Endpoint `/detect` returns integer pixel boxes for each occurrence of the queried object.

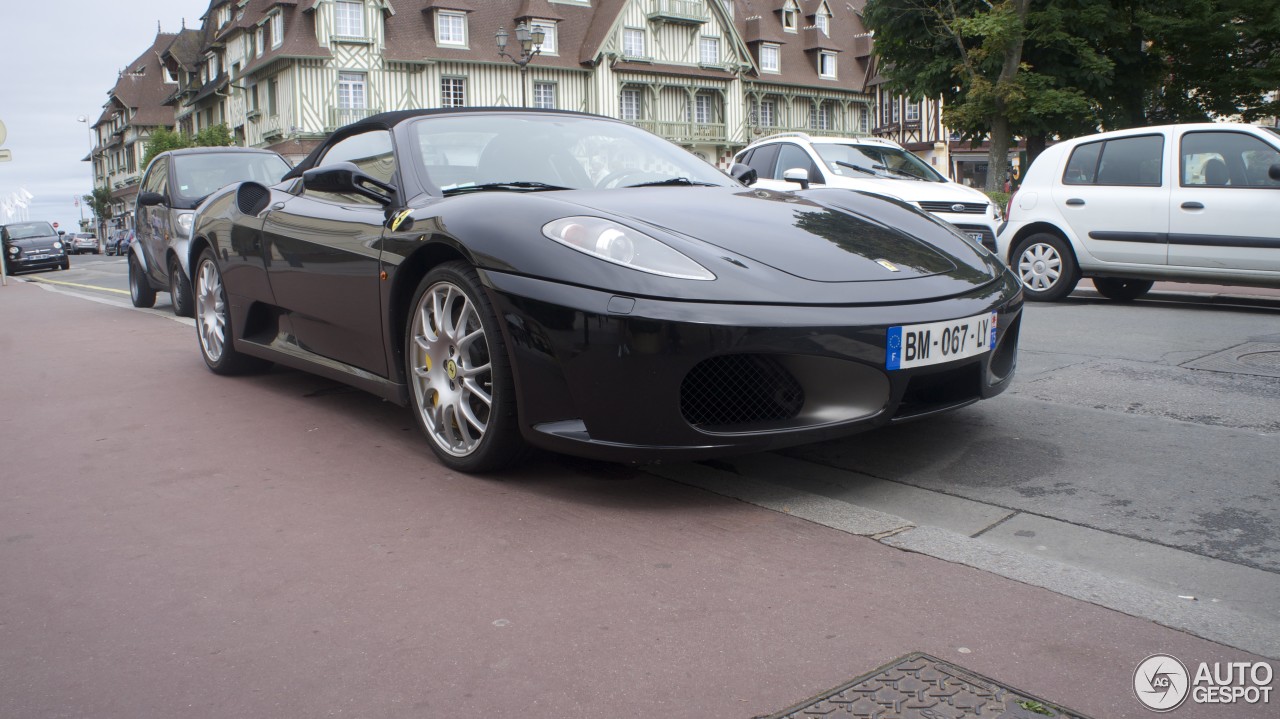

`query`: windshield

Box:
[172,152,291,205]
[409,114,735,193]
[3,221,56,240]
[812,143,946,182]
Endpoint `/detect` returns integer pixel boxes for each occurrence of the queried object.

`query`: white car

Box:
[997,123,1280,301]
[734,133,1002,250]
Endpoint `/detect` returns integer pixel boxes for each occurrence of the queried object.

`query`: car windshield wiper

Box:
[622,177,719,188]
[442,181,570,196]
[834,160,878,176]
[879,166,924,181]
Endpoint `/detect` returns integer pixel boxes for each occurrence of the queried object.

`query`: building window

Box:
[891,98,900,123]
[256,27,265,56]
[760,44,780,73]
[751,98,776,127]
[720,0,733,19]
[338,72,366,110]
[694,94,713,125]
[620,88,641,121]
[251,84,260,112]
[623,28,646,58]
[816,7,831,36]
[268,78,278,116]
[859,107,869,133]
[208,53,219,77]
[782,1,798,32]
[699,36,720,65]
[818,52,837,79]
[812,102,830,130]
[270,13,284,48]
[532,21,557,54]
[905,101,920,122]
[441,77,466,108]
[335,1,365,38]
[437,12,466,46]
[533,82,556,109]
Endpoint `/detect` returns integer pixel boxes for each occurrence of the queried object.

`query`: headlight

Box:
[176,212,195,239]
[53,240,63,249]
[543,217,715,280]
[7,245,18,256]
[991,202,1003,222]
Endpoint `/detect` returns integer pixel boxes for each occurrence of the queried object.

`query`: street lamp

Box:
[495,22,546,108]
[76,115,101,248]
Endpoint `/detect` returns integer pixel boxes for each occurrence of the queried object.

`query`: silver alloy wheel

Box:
[195,257,227,362]
[1017,241,1063,292]
[409,281,493,457]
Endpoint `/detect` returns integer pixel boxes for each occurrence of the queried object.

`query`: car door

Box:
[261,129,394,376]
[1052,133,1171,266]
[134,156,171,282]
[1168,128,1280,272]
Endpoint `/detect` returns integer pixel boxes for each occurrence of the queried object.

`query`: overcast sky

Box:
[0,0,210,232]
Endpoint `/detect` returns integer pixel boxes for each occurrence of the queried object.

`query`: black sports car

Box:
[186,109,1022,472]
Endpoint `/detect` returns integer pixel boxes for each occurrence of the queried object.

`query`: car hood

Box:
[5,236,61,250]
[820,176,992,205]
[558,186,963,283]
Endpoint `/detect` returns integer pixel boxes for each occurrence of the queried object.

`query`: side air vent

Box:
[237,182,271,216]
[681,354,805,428]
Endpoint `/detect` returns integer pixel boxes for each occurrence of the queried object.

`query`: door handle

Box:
[1065,198,1085,206]
[1180,201,1204,210]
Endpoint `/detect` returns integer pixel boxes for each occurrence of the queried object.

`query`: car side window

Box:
[1181,131,1280,188]
[1095,135,1164,186]
[142,158,169,196]
[744,143,779,180]
[1062,141,1102,185]
[312,130,397,205]
[774,143,821,183]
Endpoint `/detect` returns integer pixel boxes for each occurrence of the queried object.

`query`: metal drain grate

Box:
[759,653,1091,719]
[1181,342,1280,379]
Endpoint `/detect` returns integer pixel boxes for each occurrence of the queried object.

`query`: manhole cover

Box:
[759,653,1091,719]
[1181,342,1280,379]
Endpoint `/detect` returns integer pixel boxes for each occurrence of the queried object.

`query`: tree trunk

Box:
[986,113,1011,193]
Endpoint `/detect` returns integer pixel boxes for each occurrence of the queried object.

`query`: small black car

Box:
[2,221,68,274]
[187,109,1023,472]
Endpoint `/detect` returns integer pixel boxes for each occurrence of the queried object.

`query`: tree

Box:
[84,188,112,223]
[141,124,237,169]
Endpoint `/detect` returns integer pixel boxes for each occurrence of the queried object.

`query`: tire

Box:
[1092,277,1154,302]
[169,257,195,317]
[1011,232,1080,302]
[193,249,270,375]
[128,254,157,308]
[405,261,526,473]
[60,258,70,270]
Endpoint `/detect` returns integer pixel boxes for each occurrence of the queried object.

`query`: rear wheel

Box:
[169,257,194,317]
[128,254,156,308]
[1012,232,1080,302]
[194,249,270,375]
[1092,277,1154,302]
[60,258,69,270]
[406,262,525,473]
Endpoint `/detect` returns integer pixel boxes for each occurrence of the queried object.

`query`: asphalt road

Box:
[3,261,1277,717]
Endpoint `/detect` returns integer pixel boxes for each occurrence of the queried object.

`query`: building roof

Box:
[95,32,179,130]
[735,0,873,92]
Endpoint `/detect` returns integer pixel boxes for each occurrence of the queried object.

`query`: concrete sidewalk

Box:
[0,279,1271,718]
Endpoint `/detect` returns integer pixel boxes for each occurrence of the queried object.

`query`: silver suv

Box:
[734,133,1002,250]
[131,147,290,315]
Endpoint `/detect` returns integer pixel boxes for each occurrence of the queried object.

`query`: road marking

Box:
[21,276,129,296]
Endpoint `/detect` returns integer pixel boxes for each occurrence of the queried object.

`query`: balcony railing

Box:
[747,122,870,140]
[328,107,381,131]
[646,0,709,25]
[628,119,728,144]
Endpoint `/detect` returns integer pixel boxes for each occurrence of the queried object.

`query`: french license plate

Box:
[28,253,49,261]
[966,231,985,242]
[886,312,997,370]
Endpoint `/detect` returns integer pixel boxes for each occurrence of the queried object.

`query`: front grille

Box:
[953,224,997,252]
[894,362,981,419]
[681,354,805,428]
[919,201,989,214]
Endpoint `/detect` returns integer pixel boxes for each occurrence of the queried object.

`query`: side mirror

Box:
[1270,163,1280,182]
[782,167,810,190]
[302,162,396,206]
[729,162,757,186]
[137,191,166,207]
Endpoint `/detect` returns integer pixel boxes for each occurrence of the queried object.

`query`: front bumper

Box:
[6,250,65,273]
[483,270,1023,462]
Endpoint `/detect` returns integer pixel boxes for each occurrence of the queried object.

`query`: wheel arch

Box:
[187,235,214,280]
[386,241,474,384]
[1007,221,1076,266]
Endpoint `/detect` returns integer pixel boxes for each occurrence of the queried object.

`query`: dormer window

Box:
[531,20,557,55]
[760,43,780,73]
[335,1,365,38]
[782,1,799,33]
[256,27,265,56]
[270,12,284,48]
[437,11,467,46]
[816,3,831,36]
[818,51,836,79]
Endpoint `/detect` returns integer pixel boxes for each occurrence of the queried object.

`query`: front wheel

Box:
[1012,232,1080,302]
[128,254,157,308]
[169,257,194,317]
[1092,277,1153,302]
[406,262,526,473]
[193,249,270,375]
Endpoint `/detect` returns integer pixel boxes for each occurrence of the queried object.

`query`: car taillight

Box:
[1005,190,1017,220]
